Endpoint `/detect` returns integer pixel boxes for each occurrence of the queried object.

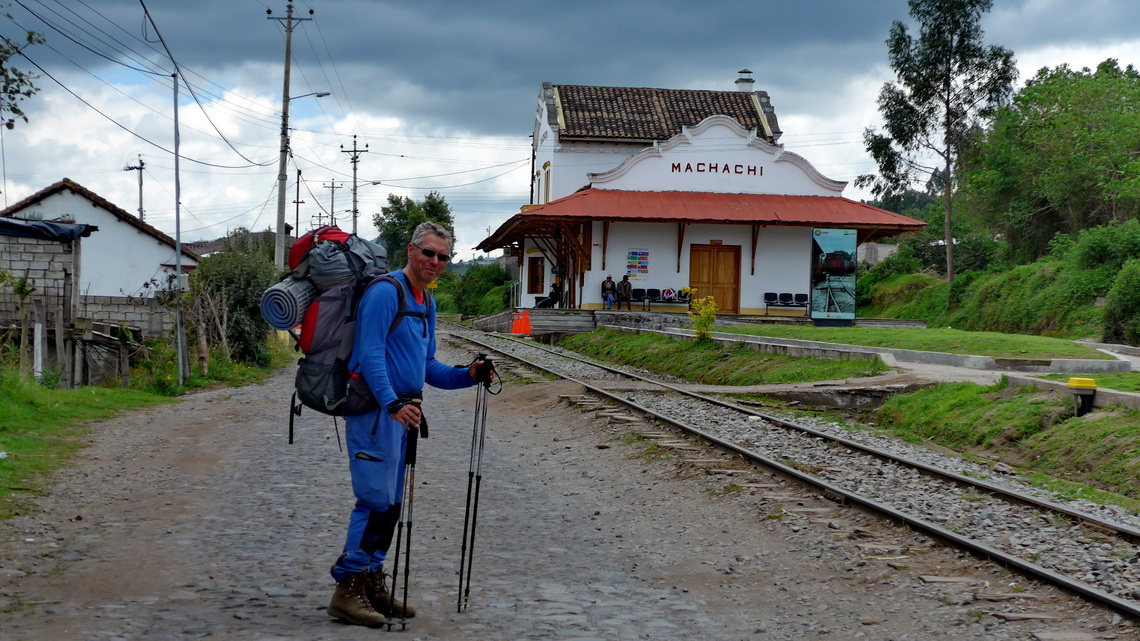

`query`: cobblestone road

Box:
[1,347,1129,640]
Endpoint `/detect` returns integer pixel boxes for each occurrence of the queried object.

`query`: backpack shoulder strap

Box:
[365,273,429,336]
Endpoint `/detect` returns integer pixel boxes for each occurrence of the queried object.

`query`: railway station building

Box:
[475,73,925,317]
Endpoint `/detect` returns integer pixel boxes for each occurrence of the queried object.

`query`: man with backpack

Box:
[327,221,489,627]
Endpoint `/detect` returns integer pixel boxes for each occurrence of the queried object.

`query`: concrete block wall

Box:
[1,235,170,335]
[0,235,72,326]
[79,296,170,335]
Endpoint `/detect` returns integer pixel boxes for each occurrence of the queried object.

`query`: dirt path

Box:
[0,345,1131,640]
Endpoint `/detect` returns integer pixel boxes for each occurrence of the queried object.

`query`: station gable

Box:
[588,115,845,197]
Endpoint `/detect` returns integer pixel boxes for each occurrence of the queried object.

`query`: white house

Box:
[477,74,924,315]
[1,178,198,332]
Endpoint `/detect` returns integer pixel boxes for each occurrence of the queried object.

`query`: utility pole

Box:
[323,180,342,228]
[123,155,144,221]
[341,135,368,235]
[293,168,304,236]
[269,3,313,269]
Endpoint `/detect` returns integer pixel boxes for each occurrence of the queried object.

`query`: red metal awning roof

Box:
[476,189,925,250]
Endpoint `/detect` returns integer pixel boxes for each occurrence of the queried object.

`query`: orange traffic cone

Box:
[511,312,521,334]
[521,311,532,334]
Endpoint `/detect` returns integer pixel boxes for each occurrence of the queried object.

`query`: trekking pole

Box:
[458,355,494,612]
[387,402,422,631]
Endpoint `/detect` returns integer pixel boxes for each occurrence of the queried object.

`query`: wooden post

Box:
[76,339,87,387]
[33,299,45,380]
[18,298,29,376]
[55,304,67,387]
[197,331,208,377]
[120,342,130,389]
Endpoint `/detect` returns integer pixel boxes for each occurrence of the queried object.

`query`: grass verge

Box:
[715,324,1111,360]
[876,378,1140,509]
[1041,372,1140,393]
[0,368,172,519]
[0,334,296,520]
[560,328,888,385]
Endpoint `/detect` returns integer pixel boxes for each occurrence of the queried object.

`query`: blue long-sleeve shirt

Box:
[348,270,473,409]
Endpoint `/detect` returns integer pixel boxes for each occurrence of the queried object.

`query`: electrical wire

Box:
[15,51,270,169]
[14,0,166,76]
[135,2,276,167]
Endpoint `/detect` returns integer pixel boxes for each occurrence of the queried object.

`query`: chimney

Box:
[735,69,755,92]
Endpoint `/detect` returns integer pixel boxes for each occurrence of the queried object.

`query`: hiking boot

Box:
[365,569,417,618]
[328,572,386,626]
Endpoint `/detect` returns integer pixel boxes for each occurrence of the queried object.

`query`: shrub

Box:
[687,296,718,342]
[433,292,458,314]
[856,244,923,306]
[1103,258,1140,345]
[454,264,511,316]
[188,230,277,366]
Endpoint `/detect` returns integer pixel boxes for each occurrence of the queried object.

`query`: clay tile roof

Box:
[0,178,199,262]
[555,85,775,142]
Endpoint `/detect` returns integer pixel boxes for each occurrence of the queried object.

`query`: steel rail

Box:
[441,324,1140,620]
[484,330,1140,542]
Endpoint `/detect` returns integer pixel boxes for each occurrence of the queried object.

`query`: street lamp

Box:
[274,91,330,269]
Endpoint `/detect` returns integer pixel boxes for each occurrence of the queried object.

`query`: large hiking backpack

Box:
[260,226,427,422]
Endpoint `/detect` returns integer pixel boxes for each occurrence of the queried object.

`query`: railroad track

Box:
[440,321,1140,620]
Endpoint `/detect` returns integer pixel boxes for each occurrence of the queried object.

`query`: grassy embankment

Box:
[0,337,294,520]
[877,381,1140,509]
[713,323,1113,360]
[562,326,1140,510]
[561,327,889,385]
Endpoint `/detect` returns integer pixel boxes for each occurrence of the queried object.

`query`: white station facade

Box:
[477,77,924,315]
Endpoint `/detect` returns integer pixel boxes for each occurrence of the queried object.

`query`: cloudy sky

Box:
[2,0,1139,261]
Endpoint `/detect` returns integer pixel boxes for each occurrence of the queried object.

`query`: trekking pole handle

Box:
[474,353,495,388]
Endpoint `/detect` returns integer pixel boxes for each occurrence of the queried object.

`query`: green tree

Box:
[857,0,1017,284]
[960,60,1140,263]
[454,263,510,316]
[1,9,45,129]
[188,229,276,365]
[372,191,455,270]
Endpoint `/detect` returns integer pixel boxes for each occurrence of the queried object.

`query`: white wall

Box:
[18,191,194,297]
[569,220,813,311]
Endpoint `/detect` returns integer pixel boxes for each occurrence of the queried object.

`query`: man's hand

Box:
[390,400,422,430]
[468,358,495,385]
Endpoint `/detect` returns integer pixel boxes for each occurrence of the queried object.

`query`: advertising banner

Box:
[809,228,857,321]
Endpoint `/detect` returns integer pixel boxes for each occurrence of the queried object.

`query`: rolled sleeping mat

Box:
[260,277,317,330]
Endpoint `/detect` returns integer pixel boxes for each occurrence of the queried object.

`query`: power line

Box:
[14,0,166,76]
[16,51,271,169]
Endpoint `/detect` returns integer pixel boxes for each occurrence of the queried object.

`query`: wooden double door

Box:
[688,244,741,314]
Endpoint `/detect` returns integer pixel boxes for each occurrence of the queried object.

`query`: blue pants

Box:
[331,409,407,582]
[604,293,614,309]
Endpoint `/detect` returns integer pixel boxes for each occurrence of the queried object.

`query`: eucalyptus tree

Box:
[858,0,1016,284]
[1,9,44,129]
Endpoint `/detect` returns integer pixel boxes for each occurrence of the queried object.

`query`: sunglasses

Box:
[412,243,451,263]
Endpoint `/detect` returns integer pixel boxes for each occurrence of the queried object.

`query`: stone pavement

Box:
[1,346,1125,640]
[2,360,768,640]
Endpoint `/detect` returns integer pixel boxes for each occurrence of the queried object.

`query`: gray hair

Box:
[410,221,452,248]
